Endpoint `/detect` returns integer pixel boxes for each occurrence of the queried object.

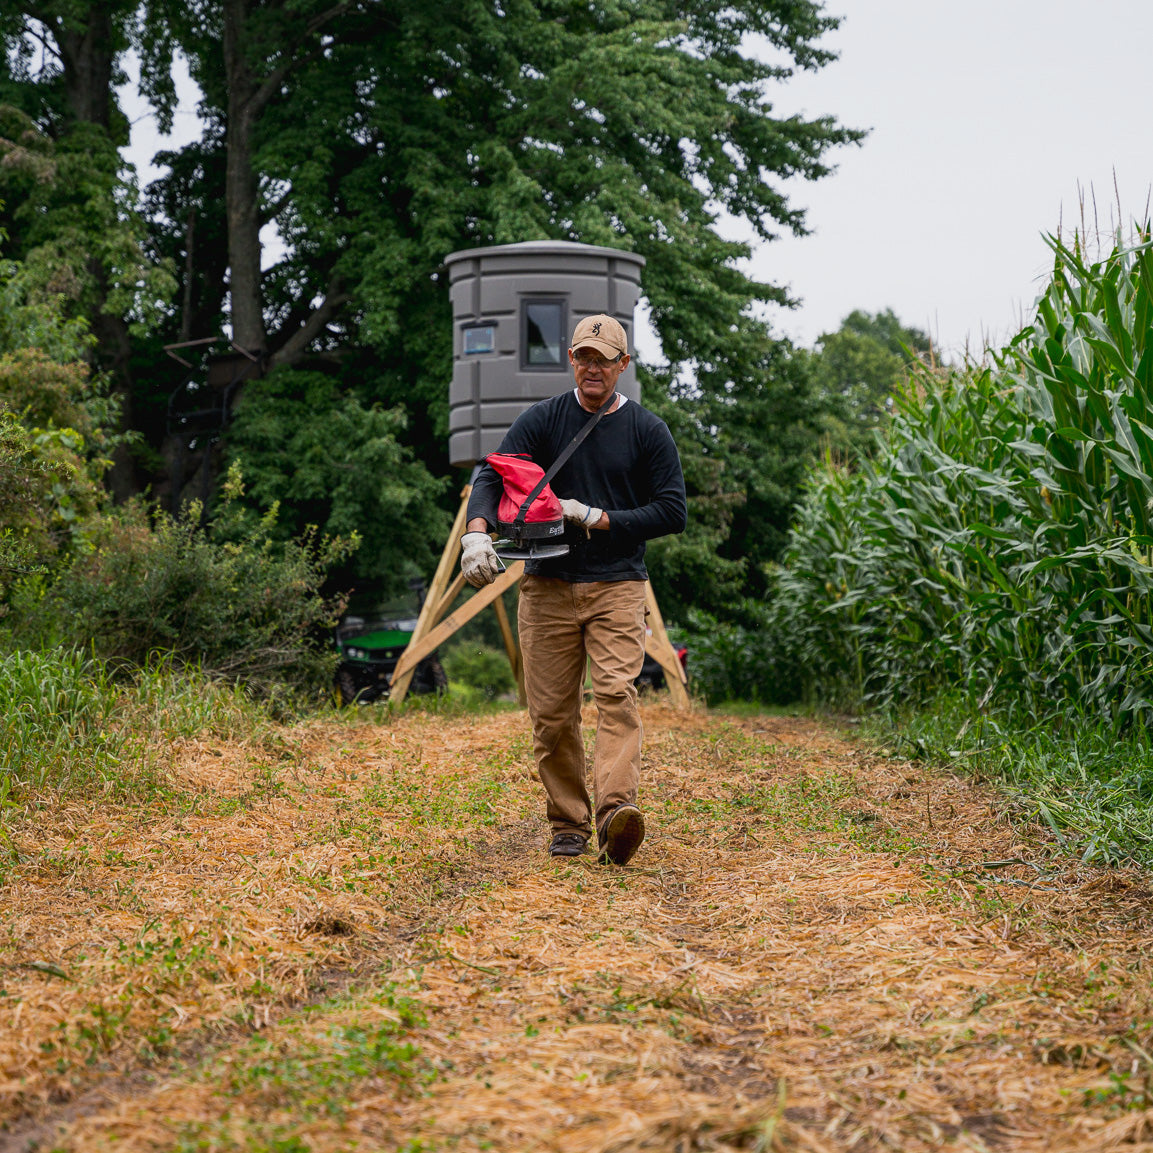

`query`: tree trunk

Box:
[55,3,141,498]
[222,0,267,356]
[55,7,116,132]
[180,207,196,345]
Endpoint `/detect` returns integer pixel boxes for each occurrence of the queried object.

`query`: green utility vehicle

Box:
[333,583,447,705]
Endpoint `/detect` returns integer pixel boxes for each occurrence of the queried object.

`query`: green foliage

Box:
[139,130,229,348]
[645,332,833,625]
[808,308,935,456]
[6,486,355,690]
[227,0,860,366]
[1,347,95,431]
[770,230,1153,728]
[0,106,175,336]
[0,350,111,555]
[874,695,1153,868]
[641,373,750,622]
[678,607,802,707]
[0,264,123,593]
[0,255,93,362]
[441,642,515,700]
[0,400,108,591]
[0,410,60,585]
[219,368,449,592]
[0,647,126,790]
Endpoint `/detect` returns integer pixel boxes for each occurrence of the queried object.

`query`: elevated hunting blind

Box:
[445,240,645,467]
[386,240,689,710]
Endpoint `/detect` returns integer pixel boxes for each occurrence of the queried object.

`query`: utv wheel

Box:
[635,658,666,694]
[335,665,360,707]
[411,656,449,696]
[336,664,385,706]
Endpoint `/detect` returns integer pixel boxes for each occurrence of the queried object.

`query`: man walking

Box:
[460,314,686,865]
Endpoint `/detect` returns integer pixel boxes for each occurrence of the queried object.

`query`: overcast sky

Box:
[751,0,1153,360]
[123,1,1153,364]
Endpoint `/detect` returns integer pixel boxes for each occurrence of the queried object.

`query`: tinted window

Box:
[463,325,495,354]
[523,301,565,368]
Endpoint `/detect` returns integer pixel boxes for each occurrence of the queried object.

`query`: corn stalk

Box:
[774,230,1153,727]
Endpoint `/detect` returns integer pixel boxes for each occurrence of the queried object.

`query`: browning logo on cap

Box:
[571,314,627,360]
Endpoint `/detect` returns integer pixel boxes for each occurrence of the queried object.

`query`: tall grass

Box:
[0,648,126,790]
[871,696,1153,866]
[773,230,1153,728]
[125,654,282,740]
[0,647,276,797]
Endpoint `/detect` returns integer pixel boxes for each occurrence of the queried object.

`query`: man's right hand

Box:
[460,532,503,587]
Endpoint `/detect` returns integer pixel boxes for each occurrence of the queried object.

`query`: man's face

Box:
[569,345,631,410]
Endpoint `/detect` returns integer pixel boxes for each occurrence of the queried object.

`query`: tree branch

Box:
[20,17,64,67]
[269,279,352,366]
[249,1,352,118]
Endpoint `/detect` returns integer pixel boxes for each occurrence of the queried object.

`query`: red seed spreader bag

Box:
[486,453,564,529]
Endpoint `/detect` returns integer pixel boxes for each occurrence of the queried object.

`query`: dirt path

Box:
[3,704,1153,1151]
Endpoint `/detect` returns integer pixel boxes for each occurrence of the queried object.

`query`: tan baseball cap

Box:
[571,314,628,359]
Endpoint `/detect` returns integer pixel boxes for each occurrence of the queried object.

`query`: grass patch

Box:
[0,647,283,800]
[646,723,913,855]
[869,694,1153,867]
[124,656,280,740]
[0,647,130,792]
[25,707,1153,1153]
[171,983,430,1152]
[703,699,810,718]
[362,766,512,828]
[340,685,522,721]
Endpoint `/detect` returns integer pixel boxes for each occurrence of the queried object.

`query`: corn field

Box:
[774,231,1153,728]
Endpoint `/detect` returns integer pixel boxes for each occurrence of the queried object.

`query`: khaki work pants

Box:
[517,575,648,839]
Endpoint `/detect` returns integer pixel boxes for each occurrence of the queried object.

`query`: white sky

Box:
[751,0,1153,361]
[122,1,1153,364]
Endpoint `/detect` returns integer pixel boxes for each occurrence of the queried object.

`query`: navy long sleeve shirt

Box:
[467,390,687,582]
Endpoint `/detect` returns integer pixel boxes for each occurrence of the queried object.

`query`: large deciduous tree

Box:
[142,1,859,376]
[809,308,935,456]
[6,1,863,614]
[147,1,860,604]
[0,2,176,497]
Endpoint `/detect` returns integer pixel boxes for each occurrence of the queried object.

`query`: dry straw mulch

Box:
[4,703,1153,1151]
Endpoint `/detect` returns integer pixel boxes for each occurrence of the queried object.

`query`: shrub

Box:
[0,311,117,596]
[680,607,803,706]
[441,643,516,699]
[6,477,356,691]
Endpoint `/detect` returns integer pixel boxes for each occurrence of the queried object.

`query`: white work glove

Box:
[460,532,502,587]
[560,498,603,531]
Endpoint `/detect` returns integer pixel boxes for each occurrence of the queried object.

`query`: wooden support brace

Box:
[493,592,526,705]
[390,485,473,705]
[644,581,691,710]
[434,571,467,623]
[392,563,525,685]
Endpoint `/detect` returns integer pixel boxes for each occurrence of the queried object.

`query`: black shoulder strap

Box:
[514,393,615,529]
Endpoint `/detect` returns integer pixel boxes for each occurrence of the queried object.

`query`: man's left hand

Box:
[560,498,603,530]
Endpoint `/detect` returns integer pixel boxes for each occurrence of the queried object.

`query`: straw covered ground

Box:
[4,700,1153,1151]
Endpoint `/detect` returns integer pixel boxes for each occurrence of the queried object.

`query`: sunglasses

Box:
[572,349,626,368]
